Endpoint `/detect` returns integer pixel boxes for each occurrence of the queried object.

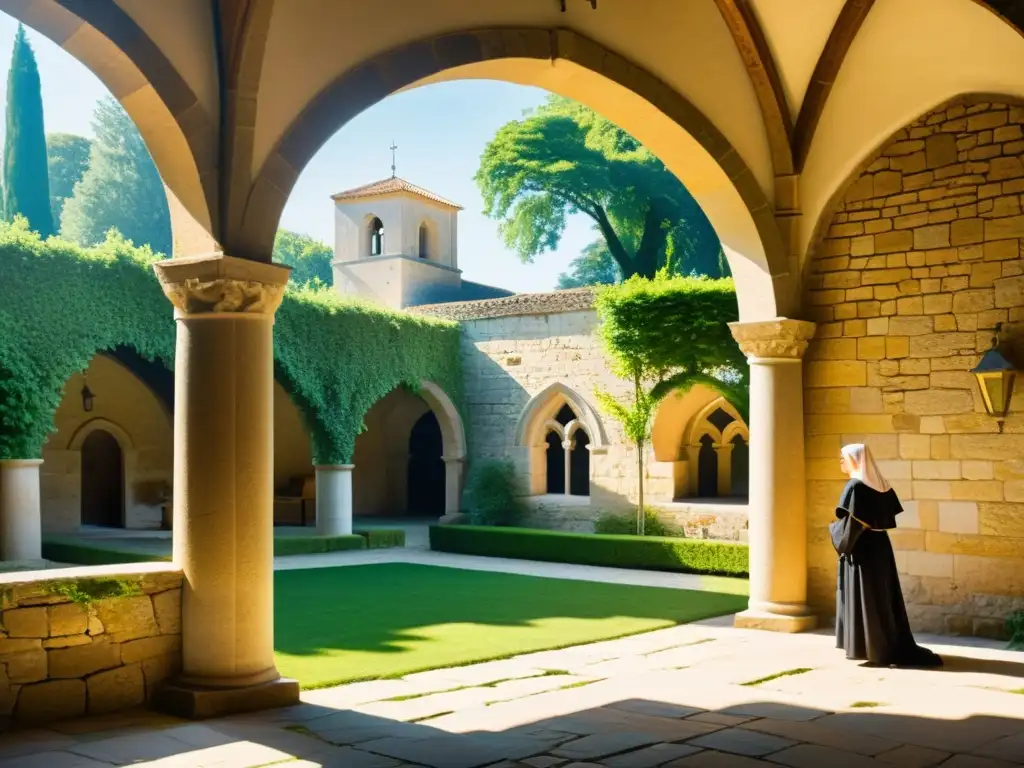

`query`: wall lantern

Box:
[81,380,95,413]
[971,324,1017,434]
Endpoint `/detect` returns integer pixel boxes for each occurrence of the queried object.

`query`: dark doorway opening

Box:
[407,411,445,517]
[731,434,750,497]
[569,430,590,496]
[81,429,124,527]
[697,433,718,498]
[545,431,565,494]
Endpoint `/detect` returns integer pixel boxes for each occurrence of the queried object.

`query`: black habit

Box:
[834,479,943,667]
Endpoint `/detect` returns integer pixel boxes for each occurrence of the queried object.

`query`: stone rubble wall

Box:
[806,99,1024,638]
[0,564,182,728]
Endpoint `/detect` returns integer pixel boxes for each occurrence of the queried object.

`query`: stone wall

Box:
[445,296,750,536]
[0,564,182,728]
[805,99,1024,637]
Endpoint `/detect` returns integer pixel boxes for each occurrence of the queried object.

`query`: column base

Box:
[438,512,467,525]
[153,677,300,720]
[733,609,818,634]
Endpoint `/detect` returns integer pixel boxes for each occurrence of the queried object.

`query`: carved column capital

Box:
[153,254,290,317]
[728,318,816,361]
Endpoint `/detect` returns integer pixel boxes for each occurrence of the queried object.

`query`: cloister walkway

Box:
[0,615,1020,767]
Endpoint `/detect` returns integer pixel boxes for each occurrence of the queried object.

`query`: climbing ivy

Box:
[0,220,462,464]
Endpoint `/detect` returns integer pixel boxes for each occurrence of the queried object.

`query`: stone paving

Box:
[1,616,1021,767]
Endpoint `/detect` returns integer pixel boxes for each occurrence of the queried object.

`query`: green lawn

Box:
[273,563,747,689]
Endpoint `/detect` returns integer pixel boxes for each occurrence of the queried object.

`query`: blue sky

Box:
[0,16,593,293]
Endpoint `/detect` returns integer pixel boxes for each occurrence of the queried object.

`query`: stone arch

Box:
[67,418,135,453]
[417,380,467,462]
[685,397,746,447]
[514,382,607,453]
[246,27,790,319]
[1,0,217,248]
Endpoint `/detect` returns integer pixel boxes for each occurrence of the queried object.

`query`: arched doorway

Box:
[697,434,718,498]
[81,430,124,527]
[407,411,445,517]
[569,430,590,496]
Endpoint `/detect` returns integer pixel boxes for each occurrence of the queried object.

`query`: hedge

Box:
[356,529,406,549]
[273,535,366,556]
[41,541,170,566]
[429,525,749,578]
[0,221,462,464]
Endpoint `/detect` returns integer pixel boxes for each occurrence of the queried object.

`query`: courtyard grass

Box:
[272,562,747,689]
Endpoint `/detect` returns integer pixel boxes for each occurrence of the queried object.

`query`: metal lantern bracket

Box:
[971,323,1018,434]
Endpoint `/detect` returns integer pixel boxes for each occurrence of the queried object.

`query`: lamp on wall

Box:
[971,324,1017,434]
[81,376,95,413]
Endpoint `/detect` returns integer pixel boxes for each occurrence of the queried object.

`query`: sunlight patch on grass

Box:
[741,668,813,687]
[273,563,746,689]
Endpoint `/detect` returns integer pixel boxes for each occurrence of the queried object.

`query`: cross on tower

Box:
[390,141,398,178]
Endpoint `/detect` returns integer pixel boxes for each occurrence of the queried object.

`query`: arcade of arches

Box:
[0,0,1022,720]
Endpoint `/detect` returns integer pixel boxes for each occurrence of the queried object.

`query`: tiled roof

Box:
[330,176,463,209]
[409,288,596,321]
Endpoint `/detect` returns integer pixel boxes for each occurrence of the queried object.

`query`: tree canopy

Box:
[477,95,724,283]
[556,227,623,289]
[4,25,53,237]
[60,97,172,256]
[273,229,334,286]
[47,133,92,225]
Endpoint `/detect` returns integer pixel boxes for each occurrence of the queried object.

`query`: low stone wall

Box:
[0,562,182,728]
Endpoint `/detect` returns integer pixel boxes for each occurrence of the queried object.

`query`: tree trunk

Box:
[634,209,669,278]
[592,205,637,277]
[635,371,645,535]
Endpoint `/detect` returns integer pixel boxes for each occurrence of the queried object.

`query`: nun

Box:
[834,443,943,668]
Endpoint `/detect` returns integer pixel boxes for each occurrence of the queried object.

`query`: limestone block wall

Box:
[805,100,1024,637]
[460,307,675,525]
[0,564,182,728]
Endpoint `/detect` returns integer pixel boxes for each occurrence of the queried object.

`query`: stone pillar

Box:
[729,318,817,633]
[0,459,43,561]
[561,439,573,496]
[152,254,299,718]
[315,465,354,535]
[714,443,734,497]
[441,455,465,520]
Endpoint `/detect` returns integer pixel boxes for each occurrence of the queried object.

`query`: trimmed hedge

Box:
[356,529,405,549]
[273,535,366,556]
[429,525,748,578]
[41,541,169,566]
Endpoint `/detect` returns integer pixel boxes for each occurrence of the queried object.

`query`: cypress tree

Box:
[4,25,53,237]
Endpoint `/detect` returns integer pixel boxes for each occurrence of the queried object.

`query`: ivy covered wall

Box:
[0,222,462,464]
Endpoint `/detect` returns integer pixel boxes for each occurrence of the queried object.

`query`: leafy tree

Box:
[4,25,53,237]
[47,133,92,225]
[594,273,744,532]
[273,229,334,286]
[60,97,171,256]
[477,95,724,281]
[557,231,623,289]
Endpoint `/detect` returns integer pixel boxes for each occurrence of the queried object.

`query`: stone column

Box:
[729,318,817,633]
[714,443,734,497]
[0,459,43,561]
[561,439,573,496]
[440,455,465,521]
[315,465,354,535]
[152,254,299,718]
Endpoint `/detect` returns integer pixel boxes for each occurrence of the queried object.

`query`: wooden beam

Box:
[713,0,794,176]
[793,0,875,172]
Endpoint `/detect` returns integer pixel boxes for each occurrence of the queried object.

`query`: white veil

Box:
[841,443,891,493]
